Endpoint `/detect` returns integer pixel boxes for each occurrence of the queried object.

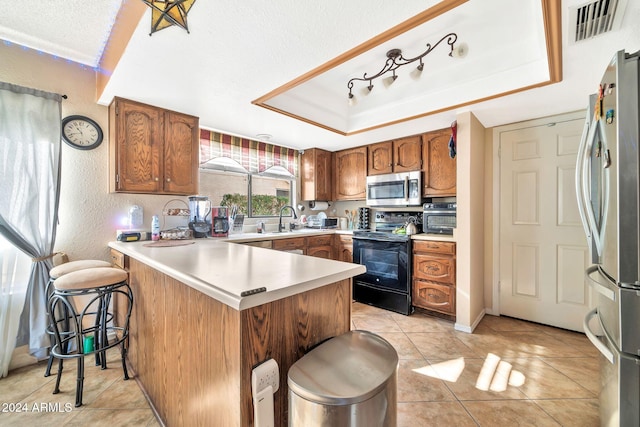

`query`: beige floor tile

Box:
[396,359,456,402]
[495,331,579,358]
[503,358,595,399]
[537,325,600,357]
[463,400,562,426]
[534,398,600,427]
[408,332,480,359]
[351,302,382,315]
[352,313,402,332]
[389,311,452,333]
[540,357,600,394]
[87,376,150,409]
[0,403,80,426]
[397,401,478,427]
[64,408,156,427]
[0,362,55,402]
[480,315,545,332]
[374,331,423,359]
[428,357,530,401]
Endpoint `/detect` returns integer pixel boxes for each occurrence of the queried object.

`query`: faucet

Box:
[278,205,298,232]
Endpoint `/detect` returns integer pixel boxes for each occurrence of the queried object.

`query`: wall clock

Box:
[61,115,103,150]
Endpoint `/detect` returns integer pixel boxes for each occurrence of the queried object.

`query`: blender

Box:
[188,195,212,238]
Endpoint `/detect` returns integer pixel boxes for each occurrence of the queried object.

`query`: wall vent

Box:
[569,0,628,44]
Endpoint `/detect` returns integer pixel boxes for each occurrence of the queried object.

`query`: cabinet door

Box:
[114,99,163,193]
[334,235,353,262]
[334,147,367,200]
[393,135,422,172]
[367,141,393,175]
[422,129,456,196]
[413,253,455,285]
[164,111,199,195]
[412,280,455,315]
[308,245,333,259]
[301,148,332,201]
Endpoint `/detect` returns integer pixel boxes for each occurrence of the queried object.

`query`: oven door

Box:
[352,237,410,293]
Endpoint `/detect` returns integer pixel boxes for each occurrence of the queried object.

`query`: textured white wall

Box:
[0,43,190,262]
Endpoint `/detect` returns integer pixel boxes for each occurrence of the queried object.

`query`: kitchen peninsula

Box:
[108,238,365,427]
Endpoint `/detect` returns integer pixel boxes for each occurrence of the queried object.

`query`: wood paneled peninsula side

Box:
[108,239,364,427]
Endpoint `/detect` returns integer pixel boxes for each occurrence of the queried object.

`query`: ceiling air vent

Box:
[569,0,628,44]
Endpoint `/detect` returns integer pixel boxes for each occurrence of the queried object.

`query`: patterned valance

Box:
[200,129,299,176]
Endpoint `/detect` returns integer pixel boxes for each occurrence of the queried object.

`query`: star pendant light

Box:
[142,0,196,35]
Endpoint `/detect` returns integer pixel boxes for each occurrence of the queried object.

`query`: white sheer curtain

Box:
[0,235,31,376]
[0,82,62,377]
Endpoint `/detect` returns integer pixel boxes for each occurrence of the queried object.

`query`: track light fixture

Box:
[142,0,196,35]
[347,32,459,104]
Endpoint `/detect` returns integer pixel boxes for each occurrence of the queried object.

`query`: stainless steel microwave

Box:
[366,171,422,207]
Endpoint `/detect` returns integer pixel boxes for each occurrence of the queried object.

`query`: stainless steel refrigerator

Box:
[577,49,640,427]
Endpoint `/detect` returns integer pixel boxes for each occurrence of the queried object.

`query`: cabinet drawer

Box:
[308,235,332,247]
[413,240,455,255]
[413,280,455,315]
[110,249,128,270]
[413,254,455,285]
[273,237,306,252]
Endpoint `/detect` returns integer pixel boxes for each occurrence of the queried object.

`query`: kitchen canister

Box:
[340,218,348,230]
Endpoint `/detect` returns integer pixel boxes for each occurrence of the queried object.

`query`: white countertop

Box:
[109,238,365,311]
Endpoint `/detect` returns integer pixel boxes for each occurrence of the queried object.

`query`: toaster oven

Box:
[423,202,456,235]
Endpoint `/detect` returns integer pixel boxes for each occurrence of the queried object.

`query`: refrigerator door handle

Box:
[583,308,614,364]
[586,265,616,301]
[575,113,592,242]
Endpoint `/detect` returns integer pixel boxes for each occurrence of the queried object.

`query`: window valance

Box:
[200,129,299,176]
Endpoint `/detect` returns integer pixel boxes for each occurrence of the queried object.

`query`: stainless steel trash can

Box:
[288,330,398,427]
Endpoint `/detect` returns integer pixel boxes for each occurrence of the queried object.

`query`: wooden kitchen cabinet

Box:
[422,128,456,196]
[367,136,422,176]
[333,147,367,200]
[272,237,306,254]
[307,235,333,259]
[412,240,456,316]
[334,234,353,263]
[109,97,199,195]
[301,148,333,201]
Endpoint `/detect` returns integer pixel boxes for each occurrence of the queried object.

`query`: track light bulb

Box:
[348,93,357,106]
[383,74,397,88]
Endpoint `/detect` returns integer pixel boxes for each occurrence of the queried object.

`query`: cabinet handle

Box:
[154,177,159,182]
[166,177,171,182]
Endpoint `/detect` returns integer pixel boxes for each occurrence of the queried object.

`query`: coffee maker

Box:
[211,206,230,237]
[188,195,212,238]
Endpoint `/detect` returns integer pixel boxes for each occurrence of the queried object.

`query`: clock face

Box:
[61,115,103,150]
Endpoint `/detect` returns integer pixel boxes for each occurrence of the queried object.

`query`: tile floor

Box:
[0,303,600,426]
[351,303,600,427]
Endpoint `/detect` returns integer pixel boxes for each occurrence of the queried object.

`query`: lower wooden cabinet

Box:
[307,235,333,259]
[412,240,456,316]
[334,234,353,263]
[272,237,306,254]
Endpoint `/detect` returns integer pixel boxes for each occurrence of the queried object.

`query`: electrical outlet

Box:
[252,358,279,395]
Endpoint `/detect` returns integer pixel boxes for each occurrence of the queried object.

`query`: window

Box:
[199,162,296,218]
[199,129,299,218]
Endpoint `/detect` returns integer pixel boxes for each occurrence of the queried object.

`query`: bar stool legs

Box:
[48,267,132,407]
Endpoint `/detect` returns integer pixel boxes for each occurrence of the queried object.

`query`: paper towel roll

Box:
[309,201,329,211]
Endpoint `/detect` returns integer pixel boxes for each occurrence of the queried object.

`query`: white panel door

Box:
[500,118,590,331]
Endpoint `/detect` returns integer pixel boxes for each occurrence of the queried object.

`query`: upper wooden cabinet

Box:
[301,148,332,201]
[333,147,367,201]
[367,136,422,176]
[109,97,199,195]
[422,129,456,196]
